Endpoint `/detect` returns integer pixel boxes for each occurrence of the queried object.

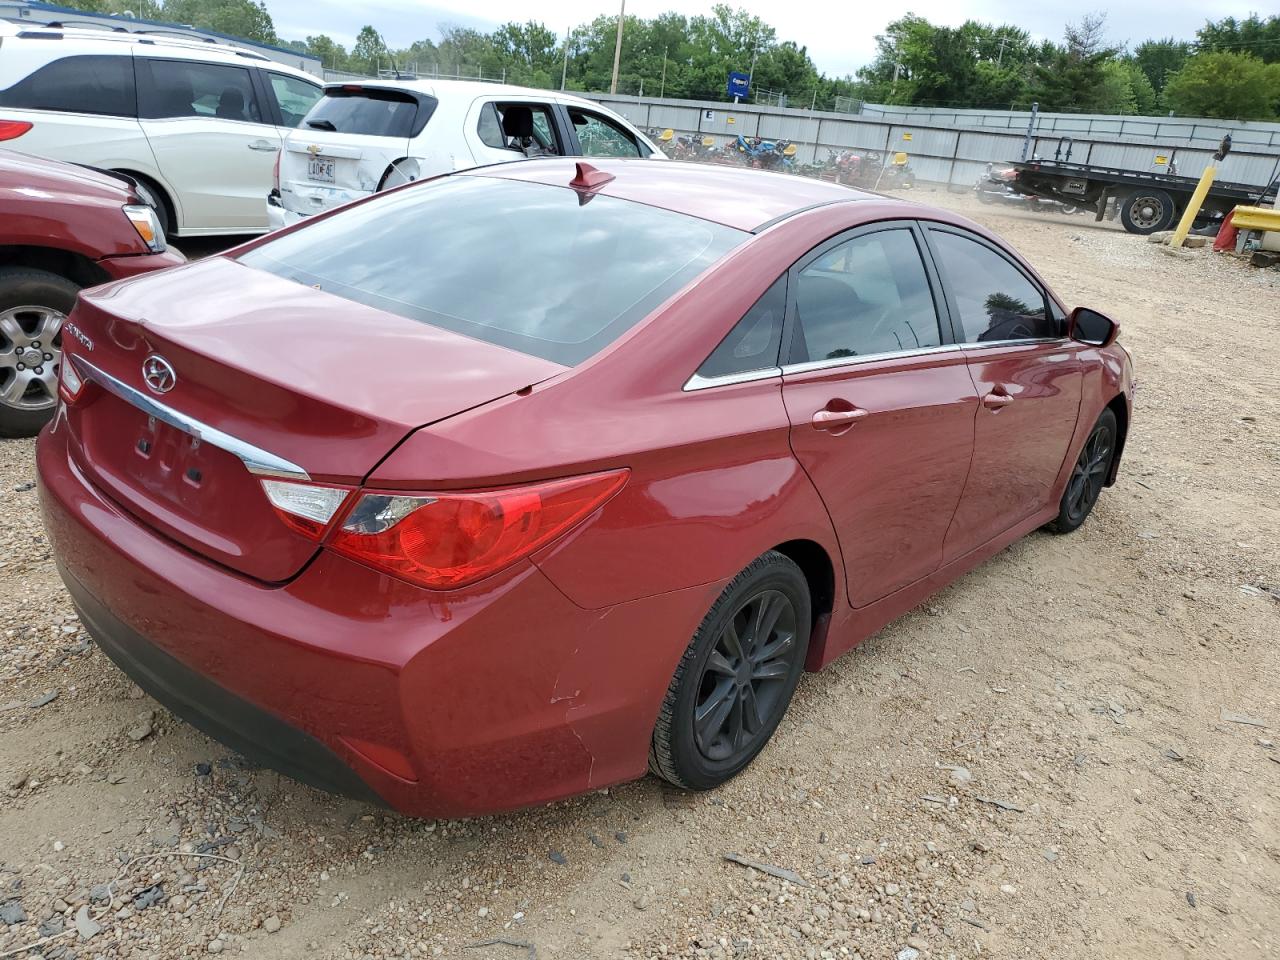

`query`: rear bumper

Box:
[97,248,187,280]
[37,418,716,817]
[64,565,384,805]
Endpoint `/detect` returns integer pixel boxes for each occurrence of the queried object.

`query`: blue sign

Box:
[727,71,750,99]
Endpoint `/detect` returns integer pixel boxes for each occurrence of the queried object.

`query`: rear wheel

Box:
[1048,408,1117,533]
[650,551,811,790]
[1119,188,1177,234]
[0,267,76,438]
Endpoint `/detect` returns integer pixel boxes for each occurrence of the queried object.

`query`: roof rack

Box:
[6,17,274,61]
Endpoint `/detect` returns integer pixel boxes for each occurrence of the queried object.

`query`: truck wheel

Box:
[1119,188,1177,234]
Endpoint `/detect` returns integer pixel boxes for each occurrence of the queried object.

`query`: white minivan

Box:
[270,79,663,228]
[0,20,322,235]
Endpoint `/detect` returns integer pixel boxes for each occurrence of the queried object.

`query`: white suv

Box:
[0,20,322,235]
[270,79,663,228]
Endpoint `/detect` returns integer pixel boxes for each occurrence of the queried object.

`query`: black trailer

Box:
[1010,159,1279,235]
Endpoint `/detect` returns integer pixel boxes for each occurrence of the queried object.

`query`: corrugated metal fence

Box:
[588,94,1280,190]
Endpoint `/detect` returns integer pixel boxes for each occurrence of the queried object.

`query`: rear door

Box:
[780,222,979,607]
[279,85,430,218]
[923,224,1084,559]
[136,57,282,231]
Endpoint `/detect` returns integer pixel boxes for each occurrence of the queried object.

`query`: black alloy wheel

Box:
[650,551,811,790]
[1050,408,1118,533]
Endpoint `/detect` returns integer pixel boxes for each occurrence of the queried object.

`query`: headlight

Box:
[122,204,166,253]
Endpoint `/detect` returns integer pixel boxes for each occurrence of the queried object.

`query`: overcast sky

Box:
[271,0,1263,76]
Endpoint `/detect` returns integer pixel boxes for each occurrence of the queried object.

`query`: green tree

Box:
[491,21,561,87]
[1196,15,1280,65]
[1133,38,1191,92]
[303,34,349,71]
[1026,15,1120,112]
[1163,51,1280,119]
[350,25,389,74]
[159,0,276,44]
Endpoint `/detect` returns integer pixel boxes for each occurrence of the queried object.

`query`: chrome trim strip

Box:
[781,343,961,376]
[682,366,781,392]
[74,358,311,482]
[959,337,1065,350]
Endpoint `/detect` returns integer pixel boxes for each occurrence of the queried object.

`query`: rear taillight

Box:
[0,120,32,141]
[260,478,351,540]
[272,149,280,191]
[328,470,629,590]
[59,356,85,403]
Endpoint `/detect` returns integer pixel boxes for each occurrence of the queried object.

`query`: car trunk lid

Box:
[61,256,564,582]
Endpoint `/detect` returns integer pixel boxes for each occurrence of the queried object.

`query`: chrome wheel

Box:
[0,305,64,412]
[693,589,799,762]
[1064,421,1114,524]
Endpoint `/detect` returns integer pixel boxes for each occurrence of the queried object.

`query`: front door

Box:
[136,58,283,232]
[780,223,979,607]
[922,225,1085,559]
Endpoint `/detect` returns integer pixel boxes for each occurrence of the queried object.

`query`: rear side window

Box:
[929,230,1058,342]
[697,276,786,378]
[138,60,262,122]
[790,228,941,363]
[477,102,561,155]
[0,55,135,117]
[303,88,434,138]
[238,176,744,367]
[266,73,321,127]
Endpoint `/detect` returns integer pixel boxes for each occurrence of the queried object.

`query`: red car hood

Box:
[0,148,134,201]
[61,256,565,581]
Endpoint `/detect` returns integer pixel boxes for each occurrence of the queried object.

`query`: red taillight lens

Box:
[0,120,32,141]
[329,469,629,589]
[260,478,351,540]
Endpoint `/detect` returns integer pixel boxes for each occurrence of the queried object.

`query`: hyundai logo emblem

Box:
[142,355,176,394]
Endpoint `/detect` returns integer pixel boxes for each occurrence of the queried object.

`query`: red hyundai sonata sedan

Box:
[38,158,1134,817]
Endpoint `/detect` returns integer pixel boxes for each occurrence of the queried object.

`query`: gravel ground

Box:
[1,187,1278,960]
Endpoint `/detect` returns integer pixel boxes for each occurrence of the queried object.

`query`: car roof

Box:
[321,77,601,108]
[0,18,315,77]
[467,158,880,233]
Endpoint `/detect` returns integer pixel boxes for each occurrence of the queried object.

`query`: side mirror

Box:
[1068,307,1119,347]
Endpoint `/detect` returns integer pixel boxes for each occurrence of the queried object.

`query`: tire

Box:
[0,266,78,439]
[1048,408,1118,534]
[1119,188,1177,235]
[650,551,811,790]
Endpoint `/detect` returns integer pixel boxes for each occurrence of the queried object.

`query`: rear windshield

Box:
[238,176,744,366]
[302,87,433,138]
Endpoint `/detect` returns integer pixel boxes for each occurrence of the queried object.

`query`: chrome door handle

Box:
[248,140,278,152]
[811,407,868,431]
[982,391,1013,410]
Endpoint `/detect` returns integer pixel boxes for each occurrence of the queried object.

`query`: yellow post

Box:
[1170,165,1217,248]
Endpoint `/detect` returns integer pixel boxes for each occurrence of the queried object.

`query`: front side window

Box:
[477,102,560,155]
[237,176,743,367]
[789,228,942,364]
[929,231,1058,343]
[696,276,786,379]
[0,55,135,117]
[139,60,262,123]
[266,73,321,127]
[569,108,642,158]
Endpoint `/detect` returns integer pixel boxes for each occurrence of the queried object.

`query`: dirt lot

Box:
[2,188,1278,960]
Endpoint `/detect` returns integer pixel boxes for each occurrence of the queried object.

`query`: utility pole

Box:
[561,27,569,90]
[659,45,667,99]
[996,36,1009,67]
[609,0,625,95]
